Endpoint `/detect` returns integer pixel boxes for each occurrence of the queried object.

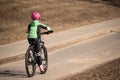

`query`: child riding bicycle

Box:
[26,12,53,72]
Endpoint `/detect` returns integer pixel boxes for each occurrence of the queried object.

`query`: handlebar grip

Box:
[48,30,54,33]
[40,30,54,35]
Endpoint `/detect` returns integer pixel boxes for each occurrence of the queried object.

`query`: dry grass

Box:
[103,0,120,6]
[59,58,120,80]
[0,0,120,45]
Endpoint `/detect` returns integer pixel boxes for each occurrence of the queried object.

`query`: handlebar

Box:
[26,30,54,35]
[40,30,54,35]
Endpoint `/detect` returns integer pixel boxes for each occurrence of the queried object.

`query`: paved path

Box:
[0,18,120,59]
[0,32,120,80]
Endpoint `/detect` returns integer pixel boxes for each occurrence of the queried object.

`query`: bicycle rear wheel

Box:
[25,46,36,77]
[40,45,48,74]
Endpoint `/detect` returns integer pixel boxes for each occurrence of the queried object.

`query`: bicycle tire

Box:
[40,45,48,74]
[25,46,36,77]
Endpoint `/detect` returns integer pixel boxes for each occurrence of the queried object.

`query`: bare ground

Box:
[0,0,120,45]
[59,58,120,80]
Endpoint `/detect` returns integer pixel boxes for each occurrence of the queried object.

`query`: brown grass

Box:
[0,0,120,45]
[59,58,120,80]
[103,0,120,6]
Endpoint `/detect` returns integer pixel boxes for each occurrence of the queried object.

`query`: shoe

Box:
[39,65,44,72]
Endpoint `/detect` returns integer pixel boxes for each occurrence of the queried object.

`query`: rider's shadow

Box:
[0,69,27,78]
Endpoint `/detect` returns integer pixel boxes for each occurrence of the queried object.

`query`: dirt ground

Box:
[59,58,120,80]
[0,0,120,45]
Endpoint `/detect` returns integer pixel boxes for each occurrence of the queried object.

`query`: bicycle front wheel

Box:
[25,46,36,77]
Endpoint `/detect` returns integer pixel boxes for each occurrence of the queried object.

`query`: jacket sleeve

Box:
[26,24,31,33]
[39,23,52,31]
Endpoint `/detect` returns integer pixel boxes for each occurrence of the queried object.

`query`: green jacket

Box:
[27,20,48,39]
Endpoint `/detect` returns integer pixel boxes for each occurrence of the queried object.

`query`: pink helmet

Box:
[31,12,41,20]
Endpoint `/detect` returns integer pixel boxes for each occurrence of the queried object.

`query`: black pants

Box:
[28,38,40,53]
[28,38,42,65]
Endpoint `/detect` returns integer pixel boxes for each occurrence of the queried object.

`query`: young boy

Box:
[27,12,53,72]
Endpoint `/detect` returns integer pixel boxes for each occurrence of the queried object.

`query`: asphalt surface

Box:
[0,32,120,80]
[0,18,120,59]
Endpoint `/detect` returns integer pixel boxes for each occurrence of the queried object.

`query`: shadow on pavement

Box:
[0,69,27,78]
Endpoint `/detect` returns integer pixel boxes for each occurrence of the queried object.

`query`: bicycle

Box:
[25,31,53,77]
